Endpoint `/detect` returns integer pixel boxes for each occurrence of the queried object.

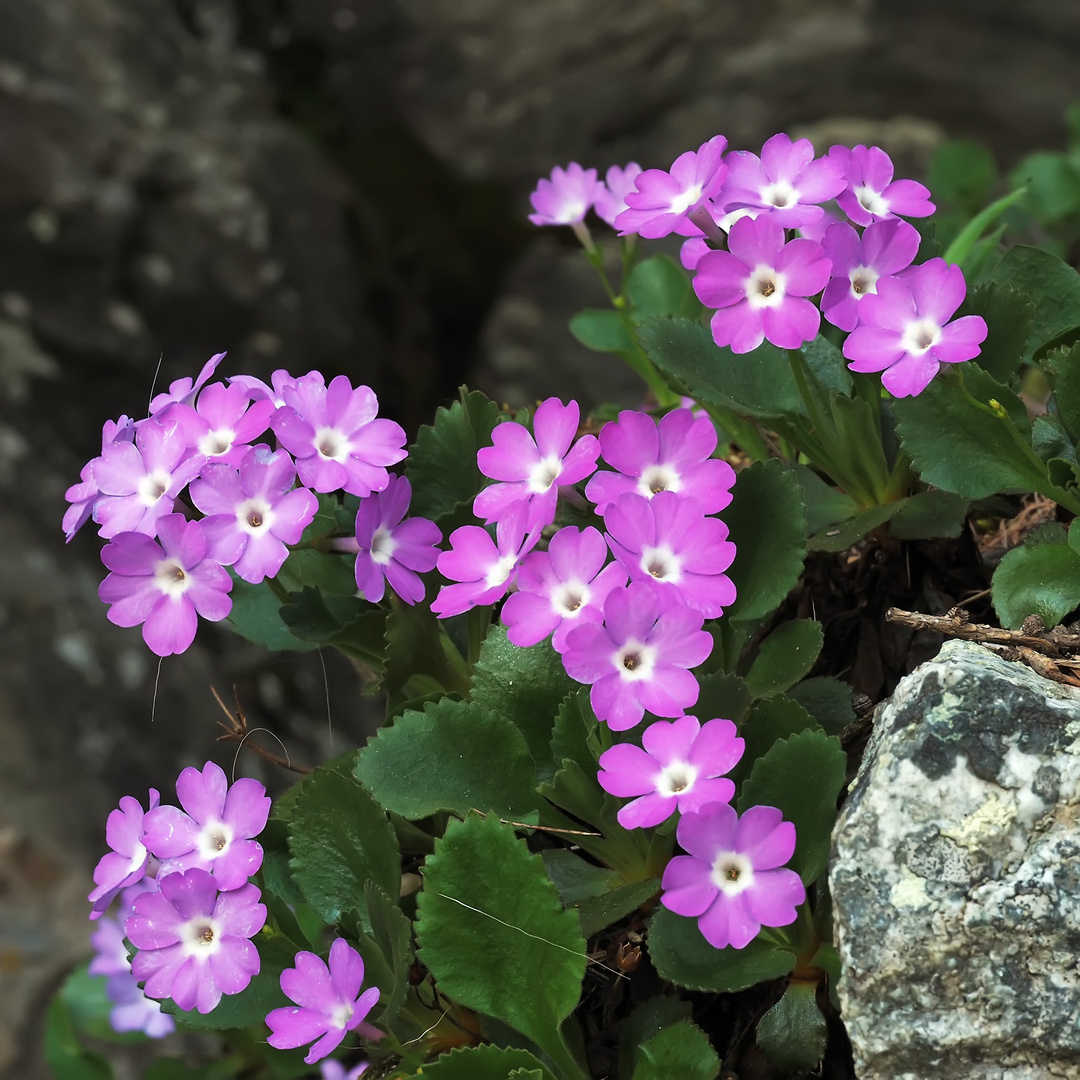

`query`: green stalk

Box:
[702,403,772,462]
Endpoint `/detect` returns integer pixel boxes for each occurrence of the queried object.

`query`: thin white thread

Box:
[433,892,627,980]
[400,1008,451,1046]
[319,649,333,753]
[147,353,164,413]
[150,656,163,723]
[231,727,293,782]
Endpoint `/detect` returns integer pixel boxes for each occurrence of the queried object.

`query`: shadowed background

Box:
[2,0,1078,1074]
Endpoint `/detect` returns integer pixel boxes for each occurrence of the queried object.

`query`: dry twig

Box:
[212,685,311,774]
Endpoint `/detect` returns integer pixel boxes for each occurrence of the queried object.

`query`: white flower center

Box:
[901,318,941,356]
[153,558,191,599]
[854,185,889,217]
[613,639,656,682]
[657,761,697,797]
[196,820,234,862]
[369,526,397,565]
[637,464,680,497]
[484,553,518,589]
[237,497,274,535]
[198,428,236,457]
[179,915,222,958]
[556,196,588,223]
[761,180,796,209]
[315,427,349,462]
[640,545,681,584]
[710,851,755,897]
[137,469,172,506]
[745,265,787,310]
[669,182,704,216]
[330,1001,354,1031]
[528,455,562,493]
[849,265,879,297]
[552,580,589,618]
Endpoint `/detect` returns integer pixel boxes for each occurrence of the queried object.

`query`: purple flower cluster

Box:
[65,359,441,655]
[87,760,382,1059]
[88,761,270,1015]
[529,133,988,396]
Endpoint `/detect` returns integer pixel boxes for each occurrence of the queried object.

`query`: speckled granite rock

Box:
[830,639,1080,1080]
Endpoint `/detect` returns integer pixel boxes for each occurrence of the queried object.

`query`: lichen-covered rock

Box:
[831,640,1080,1080]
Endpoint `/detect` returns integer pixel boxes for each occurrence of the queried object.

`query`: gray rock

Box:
[831,639,1080,1080]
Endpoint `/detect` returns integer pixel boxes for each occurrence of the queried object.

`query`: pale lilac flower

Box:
[500,525,627,652]
[98,515,232,656]
[721,134,845,229]
[562,582,713,731]
[431,504,541,619]
[693,215,831,354]
[528,163,603,227]
[585,408,736,516]
[127,868,265,1014]
[474,398,599,527]
[343,475,441,605]
[165,382,275,467]
[820,218,921,331]
[615,136,728,239]
[320,1062,369,1080]
[266,938,382,1064]
[271,373,407,497]
[190,446,319,584]
[90,417,206,538]
[593,163,643,228]
[63,416,137,541]
[829,144,936,227]
[842,257,988,397]
[660,803,805,950]
[604,491,736,618]
[149,352,227,415]
[90,916,175,1038]
[598,716,744,829]
[795,207,842,244]
[88,789,160,919]
[228,368,301,409]
[143,760,270,890]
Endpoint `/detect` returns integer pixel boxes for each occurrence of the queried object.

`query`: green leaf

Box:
[226,573,318,653]
[627,255,698,319]
[808,501,906,552]
[792,464,859,536]
[755,980,828,1073]
[58,966,142,1046]
[888,489,970,540]
[693,671,753,725]
[355,697,538,820]
[416,815,587,1079]
[383,602,466,698]
[1011,151,1080,222]
[928,139,998,213]
[163,933,297,1030]
[958,282,1036,384]
[744,620,823,699]
[801,334,854,398]
[361,880,413,1024]
[723,460,807,624]
[44,995,113,1080]
[647,907,795,992]
[280,586,387,665]
[471,625,576,785]
[787,677,854,736]
[577,879,661,940]
[542,848,618,904]
[636,316,802,418]
[1043,342,1080,441]
[1032,413,1076,465]
[288,768,400,925]
[729,695,820,791]
[420,1045,558,1080]
[299,491,341,545]
[618,997,693,1080]
[987,245,1080,362]
[569,308,635,353]
[738,730,848,885]
[550,689,598,774]
[942,187,1028,268]
[893,370,1048,498]
[991,534,1080,628]
[631,1019,720,1080]
[407,388,504,522]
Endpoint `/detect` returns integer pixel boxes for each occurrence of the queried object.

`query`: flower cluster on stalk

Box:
[530,131,988,396]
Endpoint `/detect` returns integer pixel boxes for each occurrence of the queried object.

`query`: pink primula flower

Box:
[593,163,644,228]
[87,788,160,919]
[64,415,137,541]
[98,515,232,656]
[598,716,744,829]
[842,257,988,397]
[528,163,603,227]
[661,803,805,950]
[148,352,226,415]
[474,397,599,528]
[165,381,275,467]
[693,215,831,354]
[829,144,935,227]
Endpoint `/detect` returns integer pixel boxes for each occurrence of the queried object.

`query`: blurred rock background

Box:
[1,0,1078,1074]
